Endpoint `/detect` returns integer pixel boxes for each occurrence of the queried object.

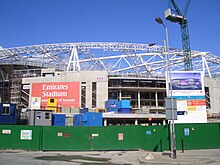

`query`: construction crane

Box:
[165,0,193,71]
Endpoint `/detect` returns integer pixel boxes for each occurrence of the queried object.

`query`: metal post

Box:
[156,17,176,159]
[165,23,176,160]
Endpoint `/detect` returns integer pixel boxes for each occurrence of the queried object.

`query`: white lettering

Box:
[62,98,75,102]
[42,91,68,97]
[42,84,69,90]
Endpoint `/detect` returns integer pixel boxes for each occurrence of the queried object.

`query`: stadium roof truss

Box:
[0,42,220,78]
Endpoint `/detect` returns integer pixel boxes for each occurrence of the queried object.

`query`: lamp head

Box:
[155,17,163,24]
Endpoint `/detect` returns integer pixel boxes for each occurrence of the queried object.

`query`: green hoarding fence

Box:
[91,126,141,150]
[0,125,42,150]
[175,123,220,151]
[0,123,219,151]
[42,125,141,151]
[141,125,170,152]
[42,126,91,151]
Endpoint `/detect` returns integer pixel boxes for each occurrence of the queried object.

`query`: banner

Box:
[170,71,205,96]
[169,71,207,123]
[32,82,80,108]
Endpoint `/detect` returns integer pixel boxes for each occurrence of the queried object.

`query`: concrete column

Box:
[138,90,141,108]
[119,89,122,100]
[104,119,107,126]
[155,91,158,108]
[135,119,138,125]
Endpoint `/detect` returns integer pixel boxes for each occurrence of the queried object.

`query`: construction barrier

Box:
[0,123,219,151]
[0,125,42,150]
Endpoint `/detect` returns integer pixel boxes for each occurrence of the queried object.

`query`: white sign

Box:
[170,71,207,123]
[2,129,11,134]
[2,104,10,107]
[31,97,41,109]
[92,134,99,137]
[23,84,30,90]
[57,132,63,137]
[20,130,32,140]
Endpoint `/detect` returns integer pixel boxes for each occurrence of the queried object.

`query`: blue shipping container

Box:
[105,99,118,109]
[117,100,130,109]
[0,116,17,124]
[73,112,102,126]
[73,114,83,126]
[118,108,130,113]
[83,112,102,126]
[0,103,17,124]
[52,114,66,126]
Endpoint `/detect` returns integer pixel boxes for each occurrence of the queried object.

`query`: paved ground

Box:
[0,149,220,165]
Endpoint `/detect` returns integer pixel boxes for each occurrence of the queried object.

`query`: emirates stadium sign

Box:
[32,82,80,108]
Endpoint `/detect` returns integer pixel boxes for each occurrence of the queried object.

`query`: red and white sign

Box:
[187,100,206,106]
[32,82,80,108]
[57,132,63,137]
[118,133,124,141]
[2,130,11,134]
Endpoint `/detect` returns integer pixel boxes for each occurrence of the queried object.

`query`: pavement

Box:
[139,149,220,165]
[0,149,219,165]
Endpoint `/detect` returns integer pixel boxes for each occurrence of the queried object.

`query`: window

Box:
[50,99,54,103]
[92,82,97,108]
[45,113,50,119]
[2,106,10,115]
[81,82,86,108]
[205,87,211,109]
[36,112,41,119]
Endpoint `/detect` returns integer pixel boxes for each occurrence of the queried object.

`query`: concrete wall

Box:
[204,77,220,113]
[22,70,108,110]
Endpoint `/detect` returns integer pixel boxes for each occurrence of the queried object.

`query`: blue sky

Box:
[0,0,219,56]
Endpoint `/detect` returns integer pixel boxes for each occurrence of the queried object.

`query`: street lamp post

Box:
[155,17,176,159]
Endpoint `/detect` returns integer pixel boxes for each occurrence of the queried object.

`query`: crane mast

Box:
[165,0,193,71]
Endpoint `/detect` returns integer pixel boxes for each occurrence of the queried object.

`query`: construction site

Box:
[1,0,220,126]
[0,1,220,163]
[0,41,220,125]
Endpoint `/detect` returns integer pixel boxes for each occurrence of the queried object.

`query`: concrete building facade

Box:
[21,69,220,116]
[22,70,109,111]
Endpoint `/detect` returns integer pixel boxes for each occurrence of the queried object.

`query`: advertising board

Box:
[169,71,207,123]
[170,71,205,96]
[32,82,80,108]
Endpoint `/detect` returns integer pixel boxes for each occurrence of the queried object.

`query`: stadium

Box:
[0,42,220,125]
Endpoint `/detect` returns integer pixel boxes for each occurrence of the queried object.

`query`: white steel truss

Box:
[0,42,220,77]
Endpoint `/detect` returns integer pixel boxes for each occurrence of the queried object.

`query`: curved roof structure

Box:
[0,42,220,77]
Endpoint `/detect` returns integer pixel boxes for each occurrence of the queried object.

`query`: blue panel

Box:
[80,108,89,113]
[177,111,187,115]
[105,99,118,109]
[82,114,88,122]
[173,96,205,100]
[82,112,102,126]
[117,100,130,109]
[52,114,66,126]
[73,114,82,126]
[0,103,3,113]
[10,104,16,115]
[0,104,17,124]
[0,115,17,124]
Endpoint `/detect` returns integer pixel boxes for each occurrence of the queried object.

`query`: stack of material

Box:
[142,106,150,114]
